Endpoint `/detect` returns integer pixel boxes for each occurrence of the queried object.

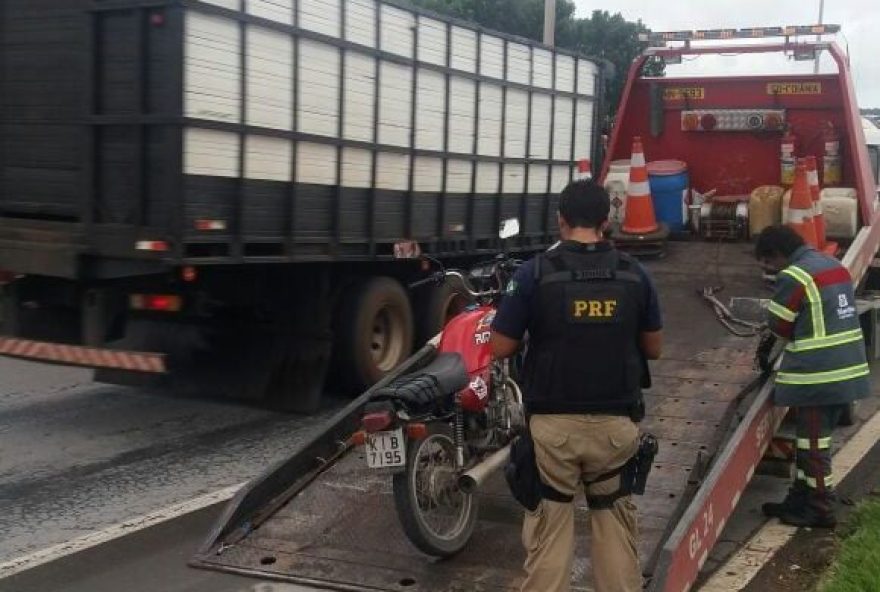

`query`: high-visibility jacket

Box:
[767,246,870,406]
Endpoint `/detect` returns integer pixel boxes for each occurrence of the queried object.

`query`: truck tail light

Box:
[700,113,717,130]
[130,294,183,312]
[135,240,170,252]
[194,219,227,231]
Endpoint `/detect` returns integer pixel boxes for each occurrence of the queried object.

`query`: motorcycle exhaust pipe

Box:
[458,444,512,494]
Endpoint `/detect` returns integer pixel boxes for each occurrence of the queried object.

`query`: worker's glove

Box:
[755,330,778,375]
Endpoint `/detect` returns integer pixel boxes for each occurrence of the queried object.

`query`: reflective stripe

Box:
[797,469,834,489]
[628,180,650,195]
[786,329,863,353]
[777,362,870,385]
[796,436,831,450]
[782,265,825,337]
[768,300,797,322]
[788,207,814,224]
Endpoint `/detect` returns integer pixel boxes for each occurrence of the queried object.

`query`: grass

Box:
[817,496,880,592]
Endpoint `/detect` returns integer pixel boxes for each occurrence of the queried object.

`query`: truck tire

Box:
[336,277,414,392]
[416,277,473,345]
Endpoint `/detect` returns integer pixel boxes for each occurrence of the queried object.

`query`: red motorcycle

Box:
[356,235,526,556]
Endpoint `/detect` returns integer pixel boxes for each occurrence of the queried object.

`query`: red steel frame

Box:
[601,41,879,592]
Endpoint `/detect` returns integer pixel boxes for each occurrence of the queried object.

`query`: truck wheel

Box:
[336,277,414,392]
[416,277,473,344]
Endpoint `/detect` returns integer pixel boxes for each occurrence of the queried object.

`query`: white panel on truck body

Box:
[532,49,553,89]
[248,0,293,25]
[376,152,410,191]
[298,40,340,137]
[342,148,373,189]
[415,70,445,151]
[506,42,530,85]
[413,157,443,192]
[300,0,341,37]
[184,128,239,177]
[246,26,293,130]
[503,164,525,193]
[381,5,415,58]
[551,165,572,193]
[504,89,528,158]
[347,0,376,47]
[378,62,412,147]
[298,142,338,185]
[200,0,238,10]
[418,17,447,67]
[450,27,477,73]
[446,159,472,193]
[573,99,594,159]
[475,162,500,194]
[344,53,376,142]
[530,94,552,159]
[245,136,292,182]
[477,83,503,157]
[447,78,475,154]
[555,55,575,93]
[553,97,574,160]
[577,59,598,96]
[480,35,504,79]
[185,12,241,123]
[528,164,548,194]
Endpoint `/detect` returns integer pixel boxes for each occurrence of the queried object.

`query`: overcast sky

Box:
[573,0,880,107]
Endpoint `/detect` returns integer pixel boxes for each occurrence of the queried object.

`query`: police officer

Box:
[491,180,663,592]
[756,225,870,528]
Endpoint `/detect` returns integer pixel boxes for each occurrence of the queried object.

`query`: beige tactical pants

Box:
[520,414,641,592]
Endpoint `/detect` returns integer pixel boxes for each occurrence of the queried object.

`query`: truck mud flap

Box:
[193,339,439,555]
[0,336,166,373]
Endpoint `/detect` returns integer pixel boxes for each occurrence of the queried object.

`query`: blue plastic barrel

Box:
[647,160,689,232]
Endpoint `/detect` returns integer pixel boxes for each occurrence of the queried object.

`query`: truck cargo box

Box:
[0,0,601,276]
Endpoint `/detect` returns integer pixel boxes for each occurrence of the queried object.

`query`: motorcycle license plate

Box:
[365,428,406,468]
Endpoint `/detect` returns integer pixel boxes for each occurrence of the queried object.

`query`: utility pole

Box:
[543,0,556,46]
[814,0,824,74]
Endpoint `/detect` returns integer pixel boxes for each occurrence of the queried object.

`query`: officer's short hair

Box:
[558,180,610,230]
[755,225,805,259]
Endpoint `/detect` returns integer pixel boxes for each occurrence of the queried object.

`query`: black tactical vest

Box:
[521,242,646,415]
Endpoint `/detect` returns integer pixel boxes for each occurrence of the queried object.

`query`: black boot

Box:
[762,485,836,528]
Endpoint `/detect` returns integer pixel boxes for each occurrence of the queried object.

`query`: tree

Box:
[409,0,662,114]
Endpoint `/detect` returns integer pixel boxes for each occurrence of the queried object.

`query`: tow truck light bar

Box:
[639,24,840,44]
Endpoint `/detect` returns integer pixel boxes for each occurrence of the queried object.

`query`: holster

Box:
[585,433,659,509]
[504,433,573,512]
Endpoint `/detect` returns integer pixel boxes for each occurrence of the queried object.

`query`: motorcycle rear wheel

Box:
[392,425,478,557]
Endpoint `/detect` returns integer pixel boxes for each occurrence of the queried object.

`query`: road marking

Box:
[700,408,880,591]
[0,482,245,580]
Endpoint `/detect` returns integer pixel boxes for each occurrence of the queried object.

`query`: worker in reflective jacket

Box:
[755,225,870,528]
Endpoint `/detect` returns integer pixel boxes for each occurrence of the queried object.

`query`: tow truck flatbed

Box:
[190,242,768,591]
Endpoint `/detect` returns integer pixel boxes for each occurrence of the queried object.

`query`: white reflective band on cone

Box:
[628,181,650,195]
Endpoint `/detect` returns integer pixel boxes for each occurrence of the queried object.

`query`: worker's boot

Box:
[762,484,836,528]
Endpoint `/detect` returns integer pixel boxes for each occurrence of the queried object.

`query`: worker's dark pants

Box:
[794,405,843,506]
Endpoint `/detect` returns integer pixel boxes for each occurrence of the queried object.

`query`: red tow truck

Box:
[189,26,880,592]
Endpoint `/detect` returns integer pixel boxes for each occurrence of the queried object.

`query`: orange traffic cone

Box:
[787,160,819,248]
[621,137,659,235]
[576,158,592,181]
[805,156,825,248]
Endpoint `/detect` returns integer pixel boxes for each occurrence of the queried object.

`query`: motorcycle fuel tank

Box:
[438,305,495,412]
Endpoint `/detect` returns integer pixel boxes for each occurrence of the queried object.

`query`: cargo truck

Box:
[0,0,602,410]
[190,27,880,592]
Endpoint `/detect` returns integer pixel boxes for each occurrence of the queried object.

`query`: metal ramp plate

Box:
[193,243,768,591]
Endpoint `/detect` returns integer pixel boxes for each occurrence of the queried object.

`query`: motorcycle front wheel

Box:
[392,425,478,557]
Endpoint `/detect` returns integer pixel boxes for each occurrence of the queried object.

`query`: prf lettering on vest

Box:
[572,299,618,318]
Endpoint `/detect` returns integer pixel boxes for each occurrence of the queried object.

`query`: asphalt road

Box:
[0,357,344,568]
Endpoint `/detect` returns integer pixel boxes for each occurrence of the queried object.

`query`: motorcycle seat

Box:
[371,353,470,409]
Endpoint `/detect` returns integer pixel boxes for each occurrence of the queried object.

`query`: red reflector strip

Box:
[0,270,15,284]
[130,294,183,312]
[194,219,227,231]
[135,240,170,252]
[0,337,166,373]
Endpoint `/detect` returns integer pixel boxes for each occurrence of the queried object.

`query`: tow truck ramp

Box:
[191,244,779,592]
